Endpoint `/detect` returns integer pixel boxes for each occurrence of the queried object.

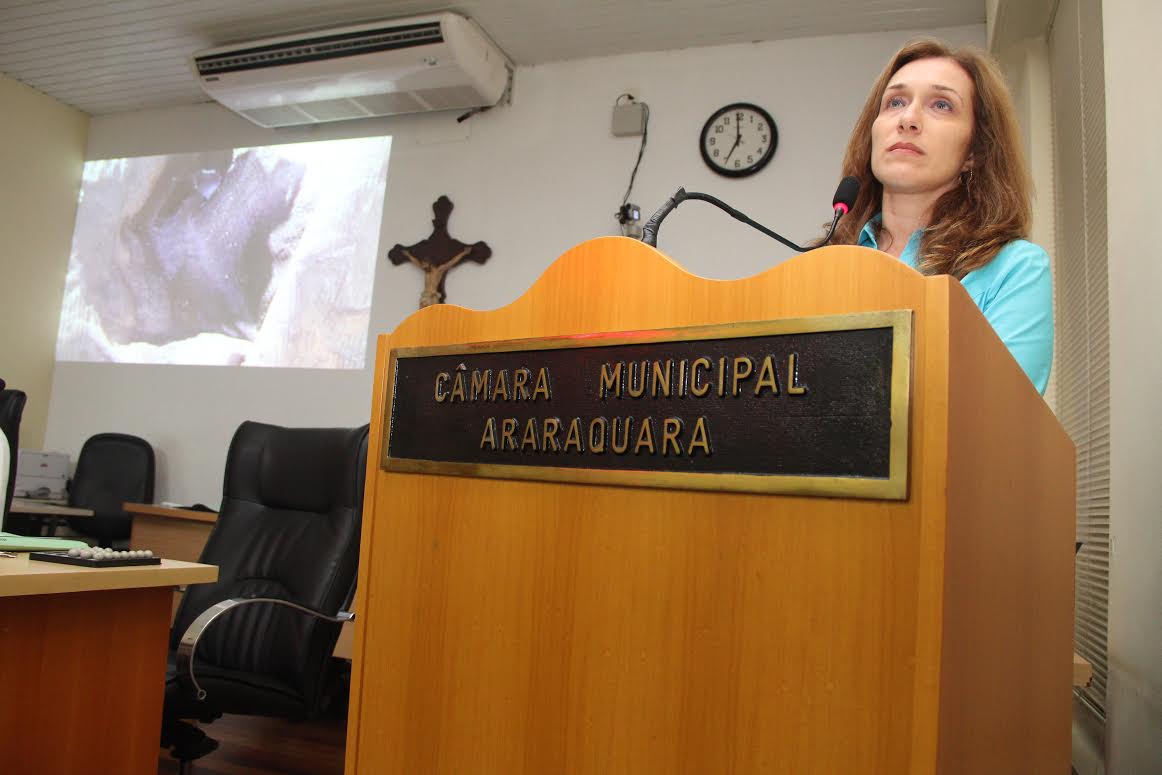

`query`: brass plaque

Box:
[381,311,912,499]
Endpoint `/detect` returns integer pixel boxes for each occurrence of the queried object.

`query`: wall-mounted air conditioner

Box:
[191,13,511,128]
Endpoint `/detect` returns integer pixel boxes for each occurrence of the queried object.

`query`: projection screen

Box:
[55,135,391,368]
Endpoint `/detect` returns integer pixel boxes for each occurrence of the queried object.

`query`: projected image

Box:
[56,136,391,368]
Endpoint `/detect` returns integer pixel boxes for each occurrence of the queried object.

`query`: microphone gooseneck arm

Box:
[640,188,687,248]
[641,189,842,252]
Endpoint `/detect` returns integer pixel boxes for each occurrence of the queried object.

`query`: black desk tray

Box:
[29,551,161,568]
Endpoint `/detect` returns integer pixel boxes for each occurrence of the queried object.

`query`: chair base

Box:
[161,718,220,768]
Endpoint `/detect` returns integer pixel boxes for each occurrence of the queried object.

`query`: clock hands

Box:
[723,136,741,162]
[723,112,744,162]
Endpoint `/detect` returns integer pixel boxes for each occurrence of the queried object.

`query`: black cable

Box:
[618,97,649,208]
[642,188,843,251]
[456,104,493,123]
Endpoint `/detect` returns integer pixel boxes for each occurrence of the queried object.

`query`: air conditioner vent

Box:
[353,91,427,116]
[296,98,373,122]
[196,22,443,75]
[412,85,487,111]
[239,105,312,128]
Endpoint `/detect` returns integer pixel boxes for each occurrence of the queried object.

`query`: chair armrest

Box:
[176,597,355,701]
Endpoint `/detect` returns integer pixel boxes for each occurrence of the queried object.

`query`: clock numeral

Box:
[747,155,754,164]
[713,149,720,158]
[761,134,768,143]
[749,114,755,123]
[757,147,765,155]
[757,123,765,132]
[715,125,724,134]
[723,116,731,125]
[708,137,715,146]
[734,160,741,169]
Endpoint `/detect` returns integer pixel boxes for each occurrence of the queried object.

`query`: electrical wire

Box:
[618,95,649,207]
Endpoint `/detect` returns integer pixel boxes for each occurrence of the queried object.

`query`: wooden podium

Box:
[344,238,1074,774]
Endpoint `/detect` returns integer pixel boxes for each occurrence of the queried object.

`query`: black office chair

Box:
[0,388,28,529]
[161,420,369,771]
[66,432,155,546]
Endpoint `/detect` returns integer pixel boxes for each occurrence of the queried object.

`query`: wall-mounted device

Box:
[617,202,642,239]
[612,101,647,137]
[191,13,512,128]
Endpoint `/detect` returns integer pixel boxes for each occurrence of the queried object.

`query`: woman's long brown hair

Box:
[831,40,1032,279]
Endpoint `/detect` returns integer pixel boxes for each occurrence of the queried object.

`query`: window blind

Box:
[1049,0,1110,718]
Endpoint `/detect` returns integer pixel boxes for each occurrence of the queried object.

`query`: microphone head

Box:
[832,176,860,216]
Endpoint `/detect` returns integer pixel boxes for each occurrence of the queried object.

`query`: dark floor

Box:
[154,714,1082,775]
[157,714,346,775]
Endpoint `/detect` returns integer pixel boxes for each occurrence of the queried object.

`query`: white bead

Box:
[67,548,80,557]
[144,550,154,558]
[80,549,93,559]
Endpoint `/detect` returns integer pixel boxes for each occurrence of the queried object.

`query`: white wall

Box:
[43,24,984,505]
[0,75,88,449]
[1103,1,1162,771]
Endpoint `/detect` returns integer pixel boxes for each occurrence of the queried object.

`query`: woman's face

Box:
[870,57,975,197]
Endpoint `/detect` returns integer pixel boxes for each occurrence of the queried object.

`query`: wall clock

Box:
[699,103,778,177]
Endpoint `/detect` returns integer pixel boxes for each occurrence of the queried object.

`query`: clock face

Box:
[699,103,778,177]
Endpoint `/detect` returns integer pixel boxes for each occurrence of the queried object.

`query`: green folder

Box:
[0,532,88,552]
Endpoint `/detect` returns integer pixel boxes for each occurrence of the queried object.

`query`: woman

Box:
[833,40,1053,394]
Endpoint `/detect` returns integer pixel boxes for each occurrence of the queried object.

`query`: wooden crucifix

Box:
[388,196,492,308]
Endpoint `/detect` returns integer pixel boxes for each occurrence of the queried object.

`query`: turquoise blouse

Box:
[859,217,1054,394]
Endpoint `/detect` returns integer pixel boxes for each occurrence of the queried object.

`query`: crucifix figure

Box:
[388,196,492,308]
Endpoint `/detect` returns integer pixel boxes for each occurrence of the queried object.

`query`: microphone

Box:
[641,176,860,251]
[821,175,861,243]
[832,175,859,217]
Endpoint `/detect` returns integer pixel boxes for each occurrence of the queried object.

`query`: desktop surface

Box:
[0,551,216,596]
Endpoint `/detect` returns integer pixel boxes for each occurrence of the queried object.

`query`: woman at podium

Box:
[831,39,1053,394]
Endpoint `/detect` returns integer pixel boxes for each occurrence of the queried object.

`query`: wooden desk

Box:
[9,497,93,518]
[0,553,216,775]
[7,497,94,537]
[125,502,216,563]
[123,502,356,658]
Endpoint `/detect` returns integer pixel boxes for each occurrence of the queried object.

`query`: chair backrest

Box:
[68,433,155,542]
[172,420,369,709]
[0,390,27,521]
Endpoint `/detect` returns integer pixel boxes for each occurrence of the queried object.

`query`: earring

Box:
[960,167,975,191]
